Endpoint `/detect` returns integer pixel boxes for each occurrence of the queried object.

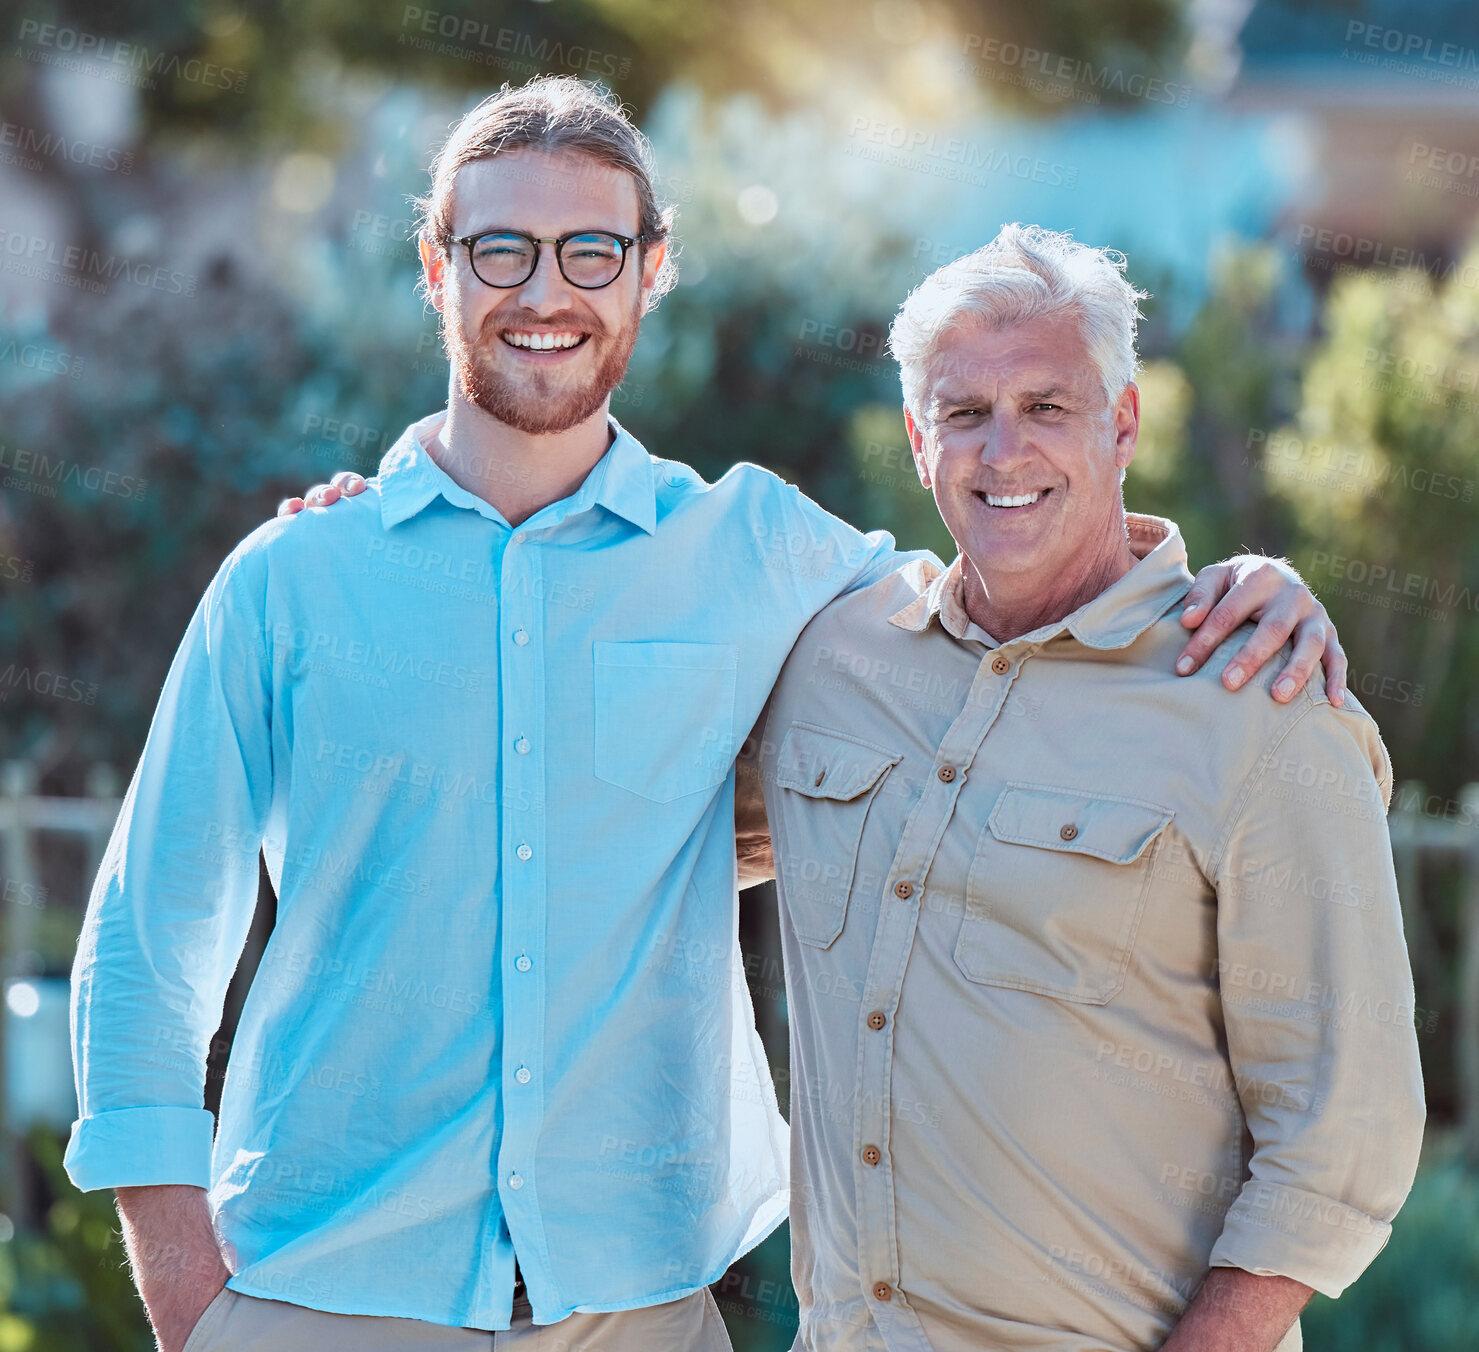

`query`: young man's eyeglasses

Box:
[447,229,651,290]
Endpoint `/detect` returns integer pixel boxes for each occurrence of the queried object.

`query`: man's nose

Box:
[512,246,575,314]
[979,416,1031,471]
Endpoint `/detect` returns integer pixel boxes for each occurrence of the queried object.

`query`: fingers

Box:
[1178,556,1344,702]
[1179,562,1233,630]
[278,472,366,519]
[1268,620,1328,702]
[1175,578,1263,676]
[1218,593,1306,692]
[1323,630,1348,707]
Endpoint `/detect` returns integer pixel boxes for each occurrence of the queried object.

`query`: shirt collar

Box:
[888,513,1194,650]
[376,410,657,535]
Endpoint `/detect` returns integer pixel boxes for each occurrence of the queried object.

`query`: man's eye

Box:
[1030,403,1061,412]
[950,408,984,419]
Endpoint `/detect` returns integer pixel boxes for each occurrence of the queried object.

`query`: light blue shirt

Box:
[65,411,924,1329]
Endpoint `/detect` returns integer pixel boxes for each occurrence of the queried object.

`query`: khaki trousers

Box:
[181,1284,732,1352]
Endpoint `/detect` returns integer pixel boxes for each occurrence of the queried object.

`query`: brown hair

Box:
[413,75,678,307]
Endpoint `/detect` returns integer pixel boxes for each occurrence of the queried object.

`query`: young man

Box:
[69,79,1344,1352]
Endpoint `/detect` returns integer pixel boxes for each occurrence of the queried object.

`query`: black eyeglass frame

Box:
[446,228,654,290]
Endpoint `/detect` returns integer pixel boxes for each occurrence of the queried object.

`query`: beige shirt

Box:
[739,516,1425,1352]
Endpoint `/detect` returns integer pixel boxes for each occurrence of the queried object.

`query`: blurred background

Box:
[1,0,1477,1347]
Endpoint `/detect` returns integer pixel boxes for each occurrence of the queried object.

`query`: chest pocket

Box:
[954,782,1174,1003]
[773,724,901,949]
[593,641,738,802]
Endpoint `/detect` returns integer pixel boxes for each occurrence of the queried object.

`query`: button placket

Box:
[852,643,1025,1325]
[497,530,547,1235]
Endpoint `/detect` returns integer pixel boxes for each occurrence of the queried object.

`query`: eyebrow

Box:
[930,384,1070,409]
[457,225,635,239]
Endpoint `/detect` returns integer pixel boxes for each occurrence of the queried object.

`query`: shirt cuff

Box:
[63,1106,216,1192]
[1208,1179,1393,1298]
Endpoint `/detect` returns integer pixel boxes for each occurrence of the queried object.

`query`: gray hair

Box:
[888,223,1149,416]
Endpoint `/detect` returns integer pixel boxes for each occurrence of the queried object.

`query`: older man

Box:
[741,225,1425,1352]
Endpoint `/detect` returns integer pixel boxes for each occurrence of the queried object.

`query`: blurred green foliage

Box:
[1302,1144,1479,1352]
[8,0,1186,143]
[0,1131,151,1350]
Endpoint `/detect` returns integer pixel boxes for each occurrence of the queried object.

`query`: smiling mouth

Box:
[975,488,1050,509]
[500,330,591,352]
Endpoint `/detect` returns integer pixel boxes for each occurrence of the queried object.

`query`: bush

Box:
[1303,1146,1479,1352]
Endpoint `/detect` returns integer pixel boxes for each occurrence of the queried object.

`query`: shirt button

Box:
[862,1144,882,1166]
[512,532,527,545]
[893,880,914,900]
[866,1010,887,1030]
[937,765,956,783]
[515,1066,532,1085]
[515,955,532,972]
[1060,823,1079,841]
[508,1172,524,1190]
[514,737,531,755]
[991,655,1010,675]
[516,843,532,861]
[872,1282,892,1302]
[513,628,530,646]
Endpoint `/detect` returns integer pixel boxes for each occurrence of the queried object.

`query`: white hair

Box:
[888,223,1150,417]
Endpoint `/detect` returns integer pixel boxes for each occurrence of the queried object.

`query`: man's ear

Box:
[1113,381,1140,471]
[639,239,667,308]
[904,405,932,489]
[419,235,447,313]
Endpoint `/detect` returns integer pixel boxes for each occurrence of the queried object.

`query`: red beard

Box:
[445,296,642,435]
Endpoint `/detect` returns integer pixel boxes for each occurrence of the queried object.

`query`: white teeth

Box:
[502,331,584,350]
[984,491,1044,508]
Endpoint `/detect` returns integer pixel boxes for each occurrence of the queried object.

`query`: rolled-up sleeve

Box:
[65,548,273,1192]
[1207,697,1426,1297]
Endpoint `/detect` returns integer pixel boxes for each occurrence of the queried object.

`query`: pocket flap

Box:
[774,724,901,801]
[988,784,1173,864]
